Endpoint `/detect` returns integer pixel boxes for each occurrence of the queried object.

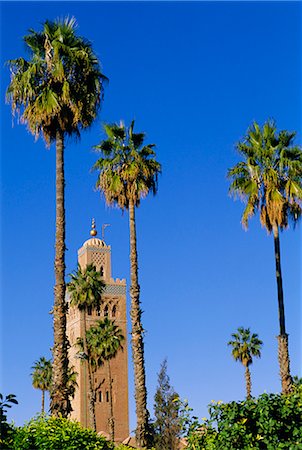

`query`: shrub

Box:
[12,415,114,450]
[186,386,302,449]
[0,393,18,449]
[114,445,134,450]
[114,444,156,450]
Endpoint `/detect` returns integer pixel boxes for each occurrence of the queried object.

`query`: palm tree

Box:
[228,327,262,399]
[6,17,107,416]
[31,358,77,415]
[86,318,124,442]
[67,263,105,430]
[93,120,161,447]
[31,357,52,413]
[228,120,302,394]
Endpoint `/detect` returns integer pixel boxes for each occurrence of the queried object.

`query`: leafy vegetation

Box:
[0,393,18,448]
[228,328,262,399]
[31,357,78,416]
[187,385,302,449]
[114,446,136,450]
[8,416,114,450]
[152,359,182,450]
[31,357,52,414]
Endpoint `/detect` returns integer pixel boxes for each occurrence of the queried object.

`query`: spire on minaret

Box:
[90,218,97,237]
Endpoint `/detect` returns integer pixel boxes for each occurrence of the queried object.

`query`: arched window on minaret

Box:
[96,304,101,316]
[112,304,116,318]
[87,305,92,316]
[104,304,109,318]
[100,266,104,276]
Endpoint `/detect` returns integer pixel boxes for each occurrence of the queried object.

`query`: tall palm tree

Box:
[93,120,161,447]
[228,120,302,394]
[67,263,105,430]
[6,17,107,416]
[31,357,52,414]
[86,318,124,442]
[228,327,262,399]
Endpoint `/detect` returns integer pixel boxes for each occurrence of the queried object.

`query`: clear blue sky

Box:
[1,0,301,432]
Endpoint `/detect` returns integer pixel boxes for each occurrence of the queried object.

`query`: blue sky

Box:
[1,0,301,432]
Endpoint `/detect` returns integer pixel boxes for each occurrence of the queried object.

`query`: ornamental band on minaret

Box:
[66,220,129,442]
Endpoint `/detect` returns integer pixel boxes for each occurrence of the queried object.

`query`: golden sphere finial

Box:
[90,218,97,237]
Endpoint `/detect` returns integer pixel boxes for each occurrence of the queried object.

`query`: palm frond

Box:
[6,17,107,144]
[228,120,302,232]
[93,120,161,210]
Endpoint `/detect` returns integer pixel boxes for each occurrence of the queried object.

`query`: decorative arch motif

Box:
[98,299,120,318]
[90,251,106,269]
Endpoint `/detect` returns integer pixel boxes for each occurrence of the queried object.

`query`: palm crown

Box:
[93,120,161,209]
[228,120,302,231]
[31,357,52,391]
[7,17,106,145]
[228,327,262,368]
[67,264,104,312]
[86,318,124,365]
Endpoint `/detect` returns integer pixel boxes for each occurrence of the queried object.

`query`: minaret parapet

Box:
[110,277,126,285]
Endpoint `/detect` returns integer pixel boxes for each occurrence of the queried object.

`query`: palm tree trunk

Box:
[41,390,45,414]
[83,309,96,431]
[107,360,115,442]
[273,225,292,394]
[51,130,70,417]
[245,366,251,399]
[128,200,150,448]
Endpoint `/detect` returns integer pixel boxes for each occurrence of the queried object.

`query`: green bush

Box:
[0,393,18,449]
[11,415,114,450]
[187,386,302,449]
[114,445,155,450]
[114,445,134,450]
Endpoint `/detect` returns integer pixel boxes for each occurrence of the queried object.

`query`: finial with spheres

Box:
[90,218,97,237]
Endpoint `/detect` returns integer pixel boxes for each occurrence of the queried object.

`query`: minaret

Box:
[66,220,129,442]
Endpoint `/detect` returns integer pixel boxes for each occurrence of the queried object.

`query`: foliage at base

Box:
[186,386,302,449]
[0,393,18,449]
[114,445,136,450]
[10,416,114,450]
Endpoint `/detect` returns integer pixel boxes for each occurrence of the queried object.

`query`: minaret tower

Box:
[66,220,129,442]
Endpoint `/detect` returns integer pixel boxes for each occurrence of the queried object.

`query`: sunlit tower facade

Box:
[66,220,129,442]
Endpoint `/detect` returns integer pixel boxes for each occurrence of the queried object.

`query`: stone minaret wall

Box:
[66,236,129,442]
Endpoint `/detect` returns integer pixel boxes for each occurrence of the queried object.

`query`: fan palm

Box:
[67,263,104,430]
[228,327,262,399]
[6,17,106,416]
[31,357,52,413]
[31,358,77,415]
[86,318,124,442]
[93,120,161,447]
[228,120,302,394]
